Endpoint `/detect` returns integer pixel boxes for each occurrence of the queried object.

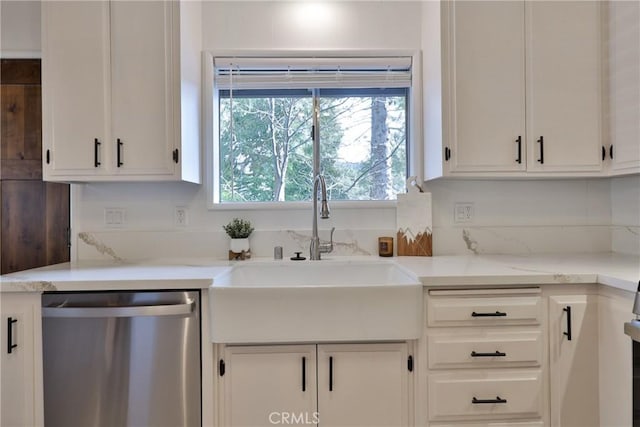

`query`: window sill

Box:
[208,200,398,211]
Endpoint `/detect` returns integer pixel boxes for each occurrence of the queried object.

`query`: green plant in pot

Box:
[223,218,254,254]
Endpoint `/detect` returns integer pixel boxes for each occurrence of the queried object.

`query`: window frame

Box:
[203,50,424,211]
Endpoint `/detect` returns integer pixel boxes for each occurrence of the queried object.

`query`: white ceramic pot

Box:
[230,238,250,253]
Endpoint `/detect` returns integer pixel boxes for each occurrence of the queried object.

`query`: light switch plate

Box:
[454,202,474,223]
[104,208,126,227]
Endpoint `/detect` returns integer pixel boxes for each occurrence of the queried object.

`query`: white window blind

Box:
[214,56,412,90]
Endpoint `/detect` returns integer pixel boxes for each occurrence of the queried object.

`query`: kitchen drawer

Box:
[430,421,543,427]
[427,290,542,327]
[428,369,543,422]
[428,328,542,369]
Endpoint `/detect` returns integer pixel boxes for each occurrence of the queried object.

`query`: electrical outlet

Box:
[175,207,188,227]
[454,202,474,223]
[104,208,126,227]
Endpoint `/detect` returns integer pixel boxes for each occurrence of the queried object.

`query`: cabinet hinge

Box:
[408,355,413,372]
[219,359,225,376]
[172,149,179,164]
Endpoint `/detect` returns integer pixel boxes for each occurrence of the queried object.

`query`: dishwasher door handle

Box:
[42,301,195,318]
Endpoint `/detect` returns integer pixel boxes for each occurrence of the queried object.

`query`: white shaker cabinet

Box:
[42,0,201,183]
[548,295,599,427]
[219,343,411,427]
[439,1,603,177]
[0,293,43,427]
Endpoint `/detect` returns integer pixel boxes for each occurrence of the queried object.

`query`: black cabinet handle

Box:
[609,144,614,160]
[602,146,606,161]
[329,356,333,391]
[173,149,179,164]
[471,350,507,357]
[537,136,544,164]
[472,396,507,404]
[516,136,522,164]
[46,149,51,164]
[471,311,507,317]
[117,139,123,167]
[7,317,17,354]
[94,139,101,167]
[444,147,451,162]
[302,357,306,392]
[563,306,572,341]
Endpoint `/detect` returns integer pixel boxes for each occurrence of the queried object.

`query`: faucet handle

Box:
[320,227,335,254]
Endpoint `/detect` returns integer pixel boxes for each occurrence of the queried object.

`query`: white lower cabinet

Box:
[220,342,411,427]
[548,295,600,427]
[0,293,43,427]
[425,288,546,426]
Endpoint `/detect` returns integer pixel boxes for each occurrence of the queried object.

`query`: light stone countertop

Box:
[0,253,638,293]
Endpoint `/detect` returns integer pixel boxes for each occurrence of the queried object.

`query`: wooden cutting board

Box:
[396,177,432,256]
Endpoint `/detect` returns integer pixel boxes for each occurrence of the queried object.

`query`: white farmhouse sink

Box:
[209,259,423,343]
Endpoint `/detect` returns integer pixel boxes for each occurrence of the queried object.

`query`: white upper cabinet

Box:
[526,1,602,173]
[42,0,201,183]
[438,0,604,177]
[445,1,527,173]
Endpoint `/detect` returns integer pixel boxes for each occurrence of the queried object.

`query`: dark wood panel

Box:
[1,84,42,163]
[45,182,70,266]
[0,59,41,85]
[0,159,42,180]
[1,180,70,274]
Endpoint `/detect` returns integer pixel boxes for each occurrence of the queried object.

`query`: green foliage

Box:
[222,218,254,238]
[219,90,407,202]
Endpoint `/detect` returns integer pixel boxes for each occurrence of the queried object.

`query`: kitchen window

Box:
[211,56,414,205]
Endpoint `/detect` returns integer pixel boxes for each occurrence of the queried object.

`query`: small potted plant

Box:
[223,218,254,254]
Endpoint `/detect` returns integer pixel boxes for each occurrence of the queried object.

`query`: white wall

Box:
[0,1,40,58]
[611,175,640,255]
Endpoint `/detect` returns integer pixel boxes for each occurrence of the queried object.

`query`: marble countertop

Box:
[1,253,638,293]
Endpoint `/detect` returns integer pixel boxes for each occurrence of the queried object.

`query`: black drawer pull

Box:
[515,136,522,164]
[7,317,18,354]
[94,139,101,167]
[471,311,507,317]
[117,139,123,167]
[537,136,544,164]
[563,305,572,341]
[329,356,334,391]
[471,351,507,357]
[302,357,306,392]
[472,396,507,404]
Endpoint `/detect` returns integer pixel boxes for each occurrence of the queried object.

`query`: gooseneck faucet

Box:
[310,91,334,261]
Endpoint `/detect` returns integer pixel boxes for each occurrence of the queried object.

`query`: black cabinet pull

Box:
[472,396,507,404]
[444,147,451,161]
[471,311,507,317]
[218,359,225,376]
[117,139,123,167]
[609,144,614,160]
[602,146,606,161]
[408,355,413,372]
[7,317,17,354]
[471,350,507,357]
[329,356,333,391]
[46,149,51,164]
[94,139,101,167]
[537,136,544,164]
[563,306,572,341]
[516,136,522,164]
[173,149,179,164]
[302,357,306,392]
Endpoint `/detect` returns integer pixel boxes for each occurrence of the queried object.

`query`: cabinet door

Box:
[317,343,410,427]
[446,1,526,173]
[110,1,176,176]
[41,1,110,178]
[526,1,602,172]
[221,345,317,427]
[0,293,43,427]
[608,0,640,175]
[548,295,599,426]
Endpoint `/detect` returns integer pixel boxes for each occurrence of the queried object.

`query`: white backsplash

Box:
[72,178,618,261]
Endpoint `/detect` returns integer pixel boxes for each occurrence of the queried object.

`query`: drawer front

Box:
[428,370,543,421]
[428,329,542,369]
[427,296,542,327]
[430,422,544,427]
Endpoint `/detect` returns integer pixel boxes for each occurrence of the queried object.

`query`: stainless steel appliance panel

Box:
[42,291,201,427]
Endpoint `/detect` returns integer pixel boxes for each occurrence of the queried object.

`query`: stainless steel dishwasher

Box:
[42,290,201,427]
